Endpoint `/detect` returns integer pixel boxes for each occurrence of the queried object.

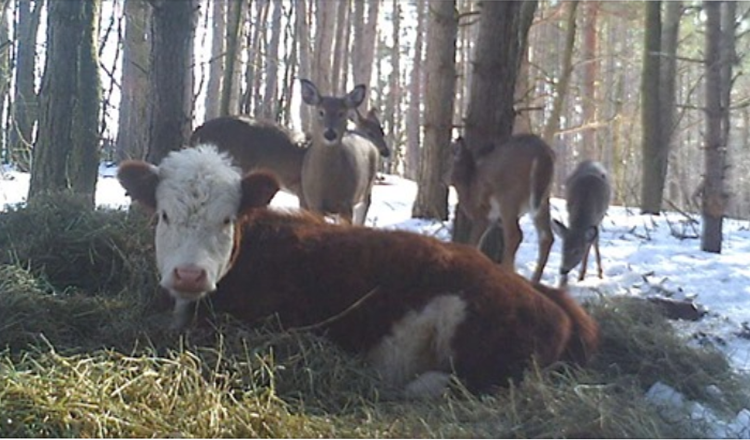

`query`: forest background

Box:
[0,0,747,252]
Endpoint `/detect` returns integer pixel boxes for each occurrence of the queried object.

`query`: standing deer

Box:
[552,160,611,286]
[449,134,555,283]
[300,79,383,225]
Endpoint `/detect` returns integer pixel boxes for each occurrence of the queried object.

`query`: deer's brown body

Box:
[450,134,555,283]
[190,116,307,201]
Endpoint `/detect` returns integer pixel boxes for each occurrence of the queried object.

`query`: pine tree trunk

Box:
[542,0,578,145]
[204,0,225,121]
[220,0,242,116]
[145,0,197,164]
[405,0,426,180]
[581,0,599,159]
[10,0,43,171]
[411,0,456,221]
[640,1,664,214]
[701,0,733,253]
[313,0,336,92]
[262,0,283,120]
[29,0,90,203]
[116,0,151,162]
[330,0,349,94]
[296,0,312,129]
[68,0,102,206]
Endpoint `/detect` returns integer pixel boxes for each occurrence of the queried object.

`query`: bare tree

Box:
[296,0,312,129]
[412,0,456,221]
[405,0,426,180]
[640,1,663,214]
[313,0,336,92]
[145,0,198,164]
[116,0,151,162]
[204,0,225,121]
[29,0,102,206]
[220,0,242,116]
[352,0,380,101]
[10,0,43,171]
[262,0,283,120]
[701,0,735,253]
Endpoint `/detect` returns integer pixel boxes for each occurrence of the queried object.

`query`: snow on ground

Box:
[3,164,750,436]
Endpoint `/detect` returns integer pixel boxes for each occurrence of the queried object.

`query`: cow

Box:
[117,145,599,398]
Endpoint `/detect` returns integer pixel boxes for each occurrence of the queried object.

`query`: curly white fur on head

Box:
[153,145,244,304]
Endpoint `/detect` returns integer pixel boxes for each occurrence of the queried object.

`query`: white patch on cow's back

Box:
[153,145,245,301]
[367,294,467,398]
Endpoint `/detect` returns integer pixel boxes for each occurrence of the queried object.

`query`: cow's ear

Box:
[118,160,159,211]
[240,171,280,214]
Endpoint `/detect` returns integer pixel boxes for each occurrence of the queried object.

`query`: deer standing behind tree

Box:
[449,134,555,283]
[299,79,385,225]
[552,160,611,287]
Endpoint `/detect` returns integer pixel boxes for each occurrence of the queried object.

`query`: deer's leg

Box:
[594,234,603,278]
[578,243,592,281]
[531,205,554,283]
[500,218,522,275]
[468,216,490,248]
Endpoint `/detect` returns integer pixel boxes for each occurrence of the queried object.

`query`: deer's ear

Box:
[346,84,367,108]
[240,171,280,214]
[551,219,568,238]
[118,160,159,212]
[300,78,320,106]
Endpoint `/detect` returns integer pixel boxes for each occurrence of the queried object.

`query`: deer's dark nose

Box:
[324,129,338,142]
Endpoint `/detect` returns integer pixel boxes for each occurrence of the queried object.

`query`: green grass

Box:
[0,196,747,438]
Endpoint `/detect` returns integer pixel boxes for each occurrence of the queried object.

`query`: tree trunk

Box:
[68,0,102,206]
[701,0,733,253]
[262,0,283,120]
[412,0,456,221]
[145,0,197,164]
[581,0,599,159]
[116,0,151,162]
[405,0,426,180]
[29,0,99,205]
[659,1,682,202]
[204,0,225,121]
[330,0,349,94]
[353,0,380,99]
[384,0,401,173]
[313,0,336,92]
[453,0,538,248]
[640,1,663,214]
[296,0,312,129]
[0,1,11,162]
[10,0,43,171]
[542,0,578,145]
[220,0,242,116]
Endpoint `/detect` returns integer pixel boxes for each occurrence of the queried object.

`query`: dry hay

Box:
[0,197,747,438]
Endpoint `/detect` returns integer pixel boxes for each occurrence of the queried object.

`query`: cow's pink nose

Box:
[172,265,208,292]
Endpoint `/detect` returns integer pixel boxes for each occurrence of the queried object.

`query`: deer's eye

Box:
[318,109,326,118]
[161,212,170,225]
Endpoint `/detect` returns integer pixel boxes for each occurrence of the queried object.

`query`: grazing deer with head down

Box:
[300,79,384,225]
[552,160,611,287]
[449,134,555,283]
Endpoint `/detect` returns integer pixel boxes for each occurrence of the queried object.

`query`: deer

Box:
[189,113,390,209]
[552,160,611,287]
[449,134,555,283]
[189,116,308,204]
[299,78,384,225]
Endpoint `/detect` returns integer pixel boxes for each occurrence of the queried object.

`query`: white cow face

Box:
[118,145,279,305]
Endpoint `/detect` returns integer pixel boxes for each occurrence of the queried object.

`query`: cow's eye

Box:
[161,212,170,224]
